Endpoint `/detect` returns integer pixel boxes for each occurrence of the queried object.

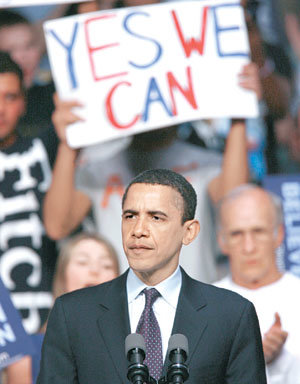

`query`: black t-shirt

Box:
[0,129,58,333]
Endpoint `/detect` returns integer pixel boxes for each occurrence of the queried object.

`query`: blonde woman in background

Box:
[4,233,120,384]
[52,232,119,299]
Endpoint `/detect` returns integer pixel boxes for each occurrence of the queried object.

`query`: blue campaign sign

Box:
[0,277,36,369]
[263,174,300,278]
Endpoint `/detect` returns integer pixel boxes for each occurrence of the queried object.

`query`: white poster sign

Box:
[44,0,258,148]
[0,0,88,6]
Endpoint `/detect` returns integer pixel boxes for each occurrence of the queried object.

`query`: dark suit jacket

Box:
[37,269,267,383]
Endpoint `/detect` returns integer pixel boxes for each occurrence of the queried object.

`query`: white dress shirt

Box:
[127,267,182,361]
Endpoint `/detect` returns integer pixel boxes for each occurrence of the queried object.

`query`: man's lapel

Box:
[163,268,208,373]
[96,271,131,383]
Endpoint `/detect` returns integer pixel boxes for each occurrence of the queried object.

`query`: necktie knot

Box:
[143,288,160,308]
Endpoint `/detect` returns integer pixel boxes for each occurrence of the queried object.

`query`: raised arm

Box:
[285,12,300,61]
[208,62,262,203]
[43,95,92,240]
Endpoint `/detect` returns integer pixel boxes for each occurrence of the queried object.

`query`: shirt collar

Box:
[127,267,182,309]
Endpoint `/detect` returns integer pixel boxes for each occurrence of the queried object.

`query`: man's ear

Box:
[274,224,284,249]
[22,97,26,116]
[217,231,228,255]
[19,95,26,117]
[182,219,200,245]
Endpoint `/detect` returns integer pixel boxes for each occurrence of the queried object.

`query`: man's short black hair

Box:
[0,51,24,93]
[0,10,29,29]
[122,169,197,224]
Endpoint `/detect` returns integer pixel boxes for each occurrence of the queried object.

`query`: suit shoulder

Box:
[201,281,253,307]
[197,282,258,331]
[185,272,254,311]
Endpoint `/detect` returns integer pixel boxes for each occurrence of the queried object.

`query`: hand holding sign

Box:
[52,93,84,146]
[238,62,262,100]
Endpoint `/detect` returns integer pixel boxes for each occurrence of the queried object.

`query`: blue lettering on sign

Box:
[142,77,173,121]
[123,11,163,69]
[211,3,249,58]
[48,22,79,89]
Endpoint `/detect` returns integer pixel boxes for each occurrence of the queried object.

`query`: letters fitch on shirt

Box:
[0,138,56,334]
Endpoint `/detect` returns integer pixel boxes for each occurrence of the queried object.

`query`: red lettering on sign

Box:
[171,7,208,58]
[167,66,198,115]
[106,81,141,129]
[84,14,128,81]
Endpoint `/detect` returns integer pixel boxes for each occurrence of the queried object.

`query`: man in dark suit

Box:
[37,169,266,383]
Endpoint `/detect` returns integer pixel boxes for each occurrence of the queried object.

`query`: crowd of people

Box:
[0,0,300,383]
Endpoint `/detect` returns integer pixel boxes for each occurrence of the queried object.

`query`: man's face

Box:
[0,73,25,148]
[218,190,283,288]
[0,24,40,88]
[122,183,198,284]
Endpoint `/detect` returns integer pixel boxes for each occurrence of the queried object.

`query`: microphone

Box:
[125,333,149,384]
[166,334,189,384]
